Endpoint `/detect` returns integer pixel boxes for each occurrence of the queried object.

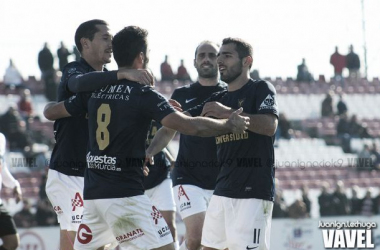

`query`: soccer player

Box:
[148,38,278,250]
[43,26,249,250]
[0,133,23,250]
[45,19,154,250]
[148,41,226,250]
[144,121,179,249]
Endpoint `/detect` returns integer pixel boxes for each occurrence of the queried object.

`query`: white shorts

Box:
[145,179,176,212]
[45,169,84,231]
[201,195,273,250]
[173,185,213,219]
[74,195,173,250]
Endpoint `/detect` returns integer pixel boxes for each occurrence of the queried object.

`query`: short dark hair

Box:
[112,26,148,67]
[194,40,219,59]
[222,37,253,68]
[75,19,108,53]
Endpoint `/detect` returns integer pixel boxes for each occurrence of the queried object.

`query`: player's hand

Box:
[143,154,154,176]
[226,107,250,134]
[13,185,22,204]
[169,99,182,112]
[201,101,232,119]
[118,68,154,86]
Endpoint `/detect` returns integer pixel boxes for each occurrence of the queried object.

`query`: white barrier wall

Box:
[10,216,380,249]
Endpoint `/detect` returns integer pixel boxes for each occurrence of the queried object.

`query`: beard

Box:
[220,63,243,84]
[196,63,218,78]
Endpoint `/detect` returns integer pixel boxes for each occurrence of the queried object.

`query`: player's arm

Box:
[161,108,249,137]
[67,68,154,93]
[146,126,177,157]
[43,102,71,120]
[200,81,278,136]
[44,94,89,121]
[201,103,277,136]
[0,134,22,203]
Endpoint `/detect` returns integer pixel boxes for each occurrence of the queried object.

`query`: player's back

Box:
[70,79,175,199]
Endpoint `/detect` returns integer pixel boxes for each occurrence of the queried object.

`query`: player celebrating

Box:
[0,133,23,250]
[148,41,226,250]
[45,19,154,250]
[43,26,249,250]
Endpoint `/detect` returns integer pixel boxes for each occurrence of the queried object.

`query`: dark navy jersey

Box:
[49,58,96,176]
[171,81,227,190]
[64,80,176,200]
[144,120,171,190]
[188,79,278,201]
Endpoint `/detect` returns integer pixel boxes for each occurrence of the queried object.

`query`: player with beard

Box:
[146,41,226,250]
[43,27,249,250]
[45,19,154,250]
[148,38,278,250]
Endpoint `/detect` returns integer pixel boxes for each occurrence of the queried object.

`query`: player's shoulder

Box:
[174,83,193,93]
[248,79,276,93]
[62,61,86,74]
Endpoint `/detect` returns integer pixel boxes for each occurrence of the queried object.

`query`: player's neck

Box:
[227,72,250,92]
[83,56,104,71]
[198,76,218,87]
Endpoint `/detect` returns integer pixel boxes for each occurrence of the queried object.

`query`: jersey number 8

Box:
[96,104,111,150]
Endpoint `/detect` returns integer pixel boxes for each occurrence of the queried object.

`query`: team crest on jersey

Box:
[259,94,277,111]
[178,185,189,201]
[151,206,163,225]
[238,98,245,108]
[71,192,84,211]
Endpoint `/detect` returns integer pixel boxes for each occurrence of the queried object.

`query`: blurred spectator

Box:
[321,92,334,117]
[0,106,33,153]
[160,55,174,82]
[38,42,54,77]
[360,189,376,216]
[350,185,361,215]
[57,41,72,71]
[346,45,360,81]
[13,199,36,228]
[38,43,57,101]
[370,142,380,171]
[330,46,346,82]
[296,58,314,83]
[250,69,260,80]
[318,182,333,216]
[272,190,288,218]
[348,115,370,138]
[3,59,24,92]
[331,181,350,215]
[176,59,191,81]
[35,199,58,226]
[73,45,81,61]
[276,113,292,140]
[301,185,311,216]
[18,88,34,121]
[337,113,351,153]
[357,144,374,170]
[288,199,308,219]
[336,94,348,116]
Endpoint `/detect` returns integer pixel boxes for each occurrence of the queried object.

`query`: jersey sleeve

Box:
[64,93,90,117]
[140,88,176,123]
[186,90,227,117]
[256,81,279,117]
[0,133,19,189]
